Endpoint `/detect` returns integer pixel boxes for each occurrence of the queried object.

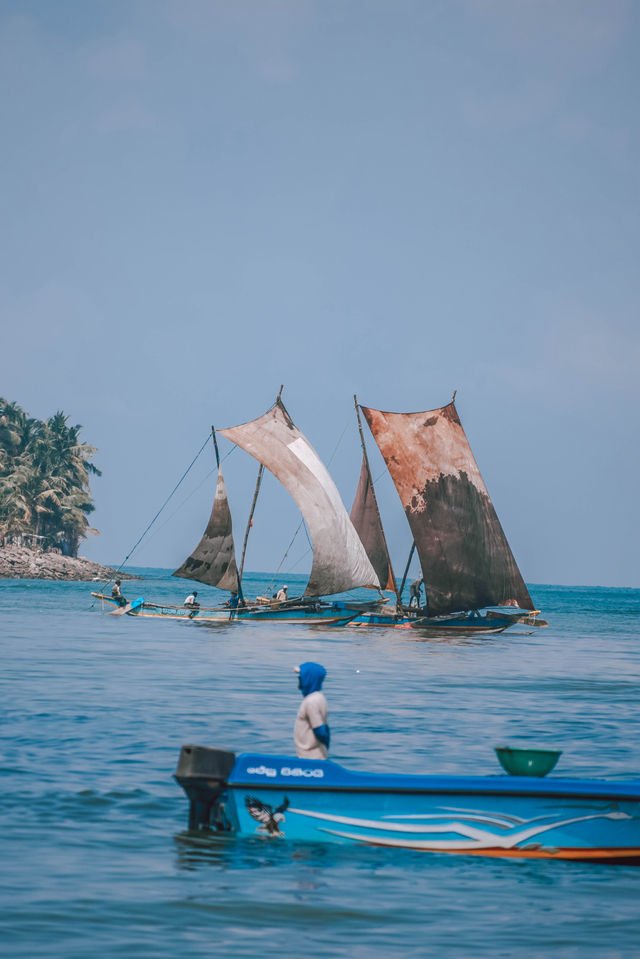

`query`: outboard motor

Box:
[174,745,236,830]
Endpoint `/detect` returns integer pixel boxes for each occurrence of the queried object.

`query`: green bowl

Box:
[495,746,562,777]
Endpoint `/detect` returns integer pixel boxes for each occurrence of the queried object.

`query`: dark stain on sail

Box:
[407,470,533,617]
[441,403,460,424]
[359,400,536,618]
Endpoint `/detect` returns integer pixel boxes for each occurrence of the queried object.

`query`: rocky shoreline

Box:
[0,545,139,582]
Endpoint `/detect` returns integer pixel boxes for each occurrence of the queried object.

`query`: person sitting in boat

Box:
[276,585,288,603]
[294,662,330,760]
[184,591,200,615]
[409,578,423,608]
[111,580,127,607]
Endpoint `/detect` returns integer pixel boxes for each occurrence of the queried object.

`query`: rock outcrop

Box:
[0,545,139,582]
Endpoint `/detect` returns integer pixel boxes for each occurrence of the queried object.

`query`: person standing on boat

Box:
[294,662,330,760]
[276,585,288,603]
[111,580,127,607]
[409,578,423,609]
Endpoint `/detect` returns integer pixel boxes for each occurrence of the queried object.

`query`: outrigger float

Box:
[175,745,640,864]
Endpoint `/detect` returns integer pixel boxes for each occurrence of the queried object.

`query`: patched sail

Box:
[361,402,534,616]
[220,400,380,597]
[350,455,397,594]
[173,467,239,591]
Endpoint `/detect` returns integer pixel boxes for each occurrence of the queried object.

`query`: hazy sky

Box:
[2,0,638,590]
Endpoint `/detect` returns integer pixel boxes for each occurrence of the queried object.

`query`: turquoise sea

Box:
[1,573,639,958]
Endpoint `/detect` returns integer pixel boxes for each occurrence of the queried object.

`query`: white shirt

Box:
[184,594,196,606]
[294,691,328,760]
[276,589,288,602]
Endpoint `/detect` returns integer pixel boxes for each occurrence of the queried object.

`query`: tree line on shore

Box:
[0,398,100,557]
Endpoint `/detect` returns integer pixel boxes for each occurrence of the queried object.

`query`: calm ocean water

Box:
[1,573,639,958]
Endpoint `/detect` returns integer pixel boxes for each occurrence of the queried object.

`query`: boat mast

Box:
[237,385,284,592]
[238,466,263,587]
[354,394,400,605]
[211,424,220,468]
[398,541,416,609]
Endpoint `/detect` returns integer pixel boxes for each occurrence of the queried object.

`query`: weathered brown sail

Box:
[360,402,534,616]
[350,455,396,594]
[173,467,239,592]
[220,399,379,597]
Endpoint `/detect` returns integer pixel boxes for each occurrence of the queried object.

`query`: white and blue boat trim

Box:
[175,747,640,864]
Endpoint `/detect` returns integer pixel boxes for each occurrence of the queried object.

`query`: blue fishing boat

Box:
[175,746,640,864]
[90,592,360,625]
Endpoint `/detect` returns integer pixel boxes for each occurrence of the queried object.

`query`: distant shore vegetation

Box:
[0,398,101,557]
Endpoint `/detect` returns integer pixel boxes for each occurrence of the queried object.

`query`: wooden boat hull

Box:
[339,615,510,633]
[239,607,357,625]
[91,593,357,626]
[175,747,640,864]
[405,610,526,634]
[340,606,543,632]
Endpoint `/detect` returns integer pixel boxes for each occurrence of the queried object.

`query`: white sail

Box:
[220,400,380,597]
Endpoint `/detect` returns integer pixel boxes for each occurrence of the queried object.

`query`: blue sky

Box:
[2,0,638,589]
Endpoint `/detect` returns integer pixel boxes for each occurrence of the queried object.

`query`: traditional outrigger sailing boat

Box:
[93,390,541,633]
[346,393,544,633]
[93,391,384,625]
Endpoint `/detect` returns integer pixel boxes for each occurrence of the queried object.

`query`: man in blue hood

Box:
[293,662,330,760]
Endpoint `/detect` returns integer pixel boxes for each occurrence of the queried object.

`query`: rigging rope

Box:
[263,518,306,596]
[95,432,214,595]
[137,445,238,548]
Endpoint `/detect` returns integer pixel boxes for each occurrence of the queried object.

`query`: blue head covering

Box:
[297,661,327,697]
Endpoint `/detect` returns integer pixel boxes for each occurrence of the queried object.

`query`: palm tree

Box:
[0,400,37,468]
[0,399,101,554]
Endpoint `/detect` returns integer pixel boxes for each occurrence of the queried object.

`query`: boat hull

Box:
[339,610,532,633]
[91,593,357,625]
[405,610,525,634]
[175,747,640,864]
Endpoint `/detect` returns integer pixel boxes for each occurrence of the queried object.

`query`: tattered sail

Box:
[173,467,239,591]
[350,455,396,593]
[220,400,380,597]
[361,402,534,616]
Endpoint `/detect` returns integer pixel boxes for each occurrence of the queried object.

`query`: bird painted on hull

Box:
[245,796,290,836]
